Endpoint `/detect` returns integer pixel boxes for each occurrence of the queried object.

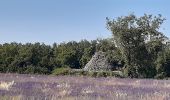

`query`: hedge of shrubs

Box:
[52,68,124,78]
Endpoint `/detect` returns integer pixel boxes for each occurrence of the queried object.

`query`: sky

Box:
[0,0,170,45]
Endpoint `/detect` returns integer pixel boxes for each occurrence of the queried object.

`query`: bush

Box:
[154,72,166,79]
[52,67,71,75]
[51,68,124,78]
[96,71,105,77]
[88,71,98,77]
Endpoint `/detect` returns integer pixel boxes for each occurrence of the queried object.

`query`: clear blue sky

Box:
[0,0,170,45]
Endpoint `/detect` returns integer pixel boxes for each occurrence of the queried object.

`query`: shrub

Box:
[52,67,71,75]
[88,71,98,77]
[154,72,166,79]
[52,68,124,78]
[96,71,105,77]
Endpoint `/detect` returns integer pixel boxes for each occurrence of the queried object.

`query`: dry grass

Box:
[0,80,14,90]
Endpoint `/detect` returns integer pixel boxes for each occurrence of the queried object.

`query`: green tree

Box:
[107,14,166,78]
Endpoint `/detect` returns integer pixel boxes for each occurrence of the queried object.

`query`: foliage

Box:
[52,69,124,78]
[52,67,71,75]
[0,40,98,74]
[0,14,170,79]
[107,14,167,78]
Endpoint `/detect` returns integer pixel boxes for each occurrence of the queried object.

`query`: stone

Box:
[84,51,113,71]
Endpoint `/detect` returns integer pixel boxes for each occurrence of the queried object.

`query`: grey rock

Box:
[84,51,113,71]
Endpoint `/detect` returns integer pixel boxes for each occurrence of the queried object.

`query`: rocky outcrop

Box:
[84,51,113,71]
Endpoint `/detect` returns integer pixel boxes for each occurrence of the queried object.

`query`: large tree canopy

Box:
[106,14,167,78]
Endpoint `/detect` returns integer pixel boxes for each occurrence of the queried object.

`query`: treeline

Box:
[1,14,170,78]
[0,39,118,74]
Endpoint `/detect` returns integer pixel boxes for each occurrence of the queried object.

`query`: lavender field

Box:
[0,73,170,100]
